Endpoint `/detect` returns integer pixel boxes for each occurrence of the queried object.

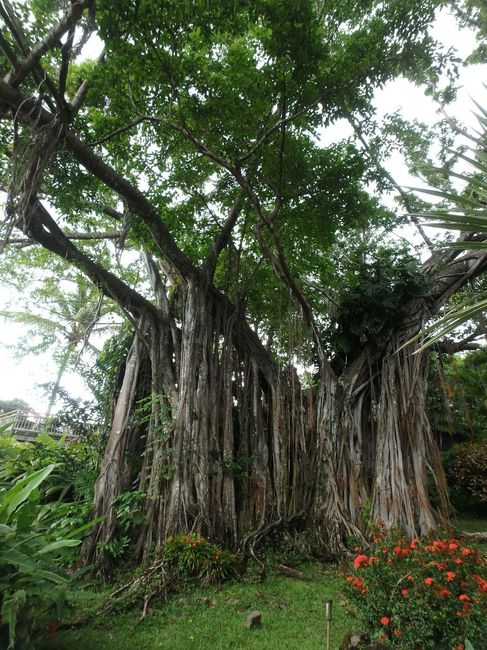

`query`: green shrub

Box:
[163,533,240,584]
[453,442,487,509]
[440,442,487,516]
[0,434,98,554]
[343,527,487,649]
[0,465,95,649]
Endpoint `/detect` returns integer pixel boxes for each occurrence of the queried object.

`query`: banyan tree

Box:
[1,0,486,569]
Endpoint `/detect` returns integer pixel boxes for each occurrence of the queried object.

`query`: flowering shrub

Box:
[163,533,240,584]
[343,527,487,649]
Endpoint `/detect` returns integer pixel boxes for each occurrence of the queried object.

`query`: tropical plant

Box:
[0,465,95,648]
[0,274,120,415]
[427,348,487,442]
[163,533,240,585]
[411,104,487,348]
[452,441,487,508]
[343,526,487,649]
[0,432,100,548]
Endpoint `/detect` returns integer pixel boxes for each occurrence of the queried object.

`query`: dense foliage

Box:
[445,442,487,515]
[428,348,487,441]
[0,432,99,540]
[343,527,487,650]
[0,466,92,649]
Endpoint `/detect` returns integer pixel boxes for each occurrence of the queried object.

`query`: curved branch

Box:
[0,78,198,280]
[3,0,93,87]
[346,112,434,252]
[24,197,159,320]
[202,192,244,281]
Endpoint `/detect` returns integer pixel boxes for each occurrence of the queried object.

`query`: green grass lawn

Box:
[37,563,357,650]
[455,515,487,534]
[455,515,487,554]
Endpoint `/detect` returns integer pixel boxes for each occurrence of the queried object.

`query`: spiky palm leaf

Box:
[410,106,487,348]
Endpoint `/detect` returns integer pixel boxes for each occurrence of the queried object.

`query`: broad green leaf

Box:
[35,539,80,555]
[64,514,105,539]
[0,464,55,524]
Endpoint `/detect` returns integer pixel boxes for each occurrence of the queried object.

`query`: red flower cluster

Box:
[343,527,487,649]
[346,574,367,594]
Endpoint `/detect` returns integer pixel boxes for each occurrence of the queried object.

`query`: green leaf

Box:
[408,186,486,209]
[0,464,56,524]
[35,539,80,555]
[64,514,105,539]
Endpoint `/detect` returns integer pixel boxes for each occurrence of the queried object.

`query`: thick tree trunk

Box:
[84,280,320,565]
[83,281,452,568]
[370,337,449,535]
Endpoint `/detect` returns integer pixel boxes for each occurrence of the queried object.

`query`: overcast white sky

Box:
[0,9,485,413]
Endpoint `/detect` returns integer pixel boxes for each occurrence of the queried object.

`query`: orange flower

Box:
[401,588,408,596]
[409,538,419,550]
[445,571,455,582]
[461,548,473,556]
[424,577,434,586]
[458,594,470,602]
[380,616,390,626]
[473,574,487,593]
[439,587,451,598]
[351,577,367,594]
[353,554,369,569]
[393,546,402,557]
[448,542,458,552]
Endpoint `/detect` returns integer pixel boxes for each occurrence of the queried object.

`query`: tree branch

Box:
[236,94,322,165]
[346,112,434,252]
[87,117,148,147]
[6,230,123,246]
[202,192,245,281]
[22,197,159,320]
[4,0,93,87]
[0,78,198,280]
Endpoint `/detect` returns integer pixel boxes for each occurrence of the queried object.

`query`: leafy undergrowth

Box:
[37,563,356,650]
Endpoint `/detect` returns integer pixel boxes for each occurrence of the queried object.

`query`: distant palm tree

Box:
[0,275,119,414]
